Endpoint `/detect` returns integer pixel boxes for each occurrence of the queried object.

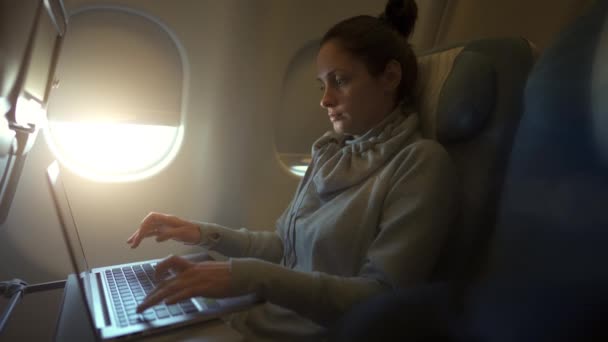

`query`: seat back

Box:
[468,3,608,340]
[483,0,608,283]
[414,38,536,282]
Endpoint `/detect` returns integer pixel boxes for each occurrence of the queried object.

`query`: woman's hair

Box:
[321,0,418,106]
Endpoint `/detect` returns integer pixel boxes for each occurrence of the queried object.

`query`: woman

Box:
[127,0,457,340]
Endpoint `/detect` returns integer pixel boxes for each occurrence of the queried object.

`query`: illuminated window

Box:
[44,6,188,182]
[290,164,309,177]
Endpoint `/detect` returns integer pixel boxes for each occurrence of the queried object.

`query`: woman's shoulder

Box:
[402,137,450,159]
[393,137,454,174]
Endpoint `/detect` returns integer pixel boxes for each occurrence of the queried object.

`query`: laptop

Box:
[46,160,259,340]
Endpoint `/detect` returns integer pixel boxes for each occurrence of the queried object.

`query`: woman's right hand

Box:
[127,212,201,248]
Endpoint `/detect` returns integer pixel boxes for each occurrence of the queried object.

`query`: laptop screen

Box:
[46,161,96,322]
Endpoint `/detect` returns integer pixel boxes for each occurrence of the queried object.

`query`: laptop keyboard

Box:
[104,263,199,327]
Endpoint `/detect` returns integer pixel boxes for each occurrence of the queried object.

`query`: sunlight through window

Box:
[44,122,183,182]
[289,165,308,177]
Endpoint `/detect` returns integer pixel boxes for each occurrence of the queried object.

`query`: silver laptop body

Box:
[46,161,257,340]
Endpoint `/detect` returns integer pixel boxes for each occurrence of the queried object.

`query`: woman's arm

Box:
[127,213,284,263]
[195,222,284,263]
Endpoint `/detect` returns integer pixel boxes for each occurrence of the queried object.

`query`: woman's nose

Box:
[320,88,335,109]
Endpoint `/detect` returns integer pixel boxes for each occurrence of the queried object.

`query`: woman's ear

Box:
[382,60,402,93]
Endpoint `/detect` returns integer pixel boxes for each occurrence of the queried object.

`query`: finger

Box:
[127,228,147,248]
[155,255,192,279]
[137,275,186,312]
[149,279,172,300]
[129,217,167,248]
[129,213,196,248]
[126,231,137,243]
[164,287,201,305]
[137,275,198,313]
[127,227,151,244]
[156,274,202,304]
[127,231,144,248]
[136,282,175,313]
[131,212,195,245]
[128,228,160,249]
[148,274,194,302]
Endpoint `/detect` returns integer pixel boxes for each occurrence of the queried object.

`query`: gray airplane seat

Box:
[333,1,608,341]
[413,37,536,284]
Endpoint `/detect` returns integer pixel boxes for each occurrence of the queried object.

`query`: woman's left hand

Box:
[136,255,233,313]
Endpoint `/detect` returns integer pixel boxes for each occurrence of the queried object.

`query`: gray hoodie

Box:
[195,107,457,341]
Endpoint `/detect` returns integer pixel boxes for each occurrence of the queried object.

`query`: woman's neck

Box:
[351,102,400,138]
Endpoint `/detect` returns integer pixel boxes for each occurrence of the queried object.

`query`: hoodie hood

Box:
[310,107,420,196]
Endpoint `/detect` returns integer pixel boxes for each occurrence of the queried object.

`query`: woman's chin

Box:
[332,121,346,134]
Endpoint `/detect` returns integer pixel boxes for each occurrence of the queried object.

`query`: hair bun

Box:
[379,0,418,38]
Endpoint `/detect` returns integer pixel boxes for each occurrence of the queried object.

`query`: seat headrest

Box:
[415,45,496,142]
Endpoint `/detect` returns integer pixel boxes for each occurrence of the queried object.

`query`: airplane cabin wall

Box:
[435,0,594,51]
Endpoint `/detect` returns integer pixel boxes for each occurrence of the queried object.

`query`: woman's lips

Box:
[329,113,343,122]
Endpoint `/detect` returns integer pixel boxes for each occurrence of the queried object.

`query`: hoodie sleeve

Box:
[228,140,458,327]
[192,168,308,263]
[194,222,284,263]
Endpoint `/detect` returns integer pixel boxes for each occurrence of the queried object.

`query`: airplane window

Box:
[275,40,331,178]
[44,6,187,182]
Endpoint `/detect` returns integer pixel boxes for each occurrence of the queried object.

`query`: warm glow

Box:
[16,95,46,128]
[289,165,308,177]
[278,153,311,178]
[43,121,183,182]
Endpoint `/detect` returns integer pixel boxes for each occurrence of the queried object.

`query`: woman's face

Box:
[316,40,398,136]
